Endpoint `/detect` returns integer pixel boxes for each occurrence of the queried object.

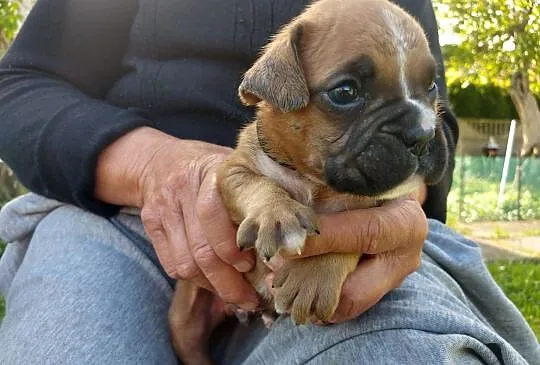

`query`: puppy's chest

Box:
[255,151,378,213]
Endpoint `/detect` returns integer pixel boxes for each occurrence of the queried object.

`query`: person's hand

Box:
[95,127,259,311]
[268,194,428,323]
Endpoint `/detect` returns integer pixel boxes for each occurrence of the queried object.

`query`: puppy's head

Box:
[240,0,448,198]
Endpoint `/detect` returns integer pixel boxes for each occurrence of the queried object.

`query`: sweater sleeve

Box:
[0,0,152,216]
[399,0,459,223]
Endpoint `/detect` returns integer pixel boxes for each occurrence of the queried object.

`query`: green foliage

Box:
[0,164,26,208]
[446,81,540,119]
[0,1,22,46]
[487,259,540,338]
[435,0,539,94]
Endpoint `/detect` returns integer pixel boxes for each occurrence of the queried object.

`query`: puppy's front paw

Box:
[236,200,318,261]
[272,255,350,325]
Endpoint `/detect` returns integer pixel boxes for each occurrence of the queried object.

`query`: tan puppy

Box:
[170,0,449,362]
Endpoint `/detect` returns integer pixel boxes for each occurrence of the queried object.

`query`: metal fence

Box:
[448,155,540,222]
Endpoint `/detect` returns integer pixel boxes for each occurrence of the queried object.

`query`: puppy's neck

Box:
[256,120,297,171]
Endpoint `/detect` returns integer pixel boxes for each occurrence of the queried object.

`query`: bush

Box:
[447,82,540,120]
[0,163,26,207]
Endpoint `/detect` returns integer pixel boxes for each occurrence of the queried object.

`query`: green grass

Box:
[0,295,4,320]
[487,260,540,338]
[491,225,511,239]
[523,228,540,237]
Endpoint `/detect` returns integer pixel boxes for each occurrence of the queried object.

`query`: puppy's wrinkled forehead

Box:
[299,0,434,96]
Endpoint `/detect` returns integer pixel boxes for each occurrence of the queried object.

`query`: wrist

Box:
[94,126,177,207]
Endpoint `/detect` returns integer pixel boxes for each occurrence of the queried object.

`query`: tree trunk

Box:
[509,72,540,157]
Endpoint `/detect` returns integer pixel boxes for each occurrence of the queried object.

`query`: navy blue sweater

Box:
[0,0,457,221]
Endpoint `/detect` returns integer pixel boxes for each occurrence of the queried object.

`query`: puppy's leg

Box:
[169,281,216,365]
[272,253,360,324]
[218,156,318,262]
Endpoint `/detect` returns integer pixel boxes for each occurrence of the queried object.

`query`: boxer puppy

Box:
[170,0,448,362]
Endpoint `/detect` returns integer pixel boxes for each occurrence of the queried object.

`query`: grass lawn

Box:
[0,294,4,320]
[486,259,540,338]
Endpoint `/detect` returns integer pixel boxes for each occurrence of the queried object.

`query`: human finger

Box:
[183,198,259,310]
[329,246,421,323]
[196,172,255,272]
[294,198,427,258]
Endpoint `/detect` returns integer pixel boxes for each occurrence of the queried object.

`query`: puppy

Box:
[170,0,448,363]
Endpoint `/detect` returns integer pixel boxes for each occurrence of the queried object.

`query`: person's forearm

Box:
[95,127,178,208]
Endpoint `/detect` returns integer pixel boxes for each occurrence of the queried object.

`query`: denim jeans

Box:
[0,194,538,364]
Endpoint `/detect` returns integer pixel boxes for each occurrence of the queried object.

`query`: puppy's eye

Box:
[328,82,360,105]
[428,81,437,93]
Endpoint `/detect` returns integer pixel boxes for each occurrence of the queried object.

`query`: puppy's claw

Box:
[314,229,321,235]
[262,312,278,328]
[238,241,254,252]
[296,247,302,256]
[237,218,258,251]
[295,210,320,237]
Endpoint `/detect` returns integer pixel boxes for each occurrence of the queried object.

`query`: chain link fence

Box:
[448,155,540,222]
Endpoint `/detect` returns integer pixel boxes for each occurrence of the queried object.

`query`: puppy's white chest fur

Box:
[256,150,314,206]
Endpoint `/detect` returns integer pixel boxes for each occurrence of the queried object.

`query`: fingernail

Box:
[234,260,253,273]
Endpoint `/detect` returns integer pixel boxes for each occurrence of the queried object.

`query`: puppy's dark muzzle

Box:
[325,101,439,196]
[405,126,435,156]
[379,106,435,157]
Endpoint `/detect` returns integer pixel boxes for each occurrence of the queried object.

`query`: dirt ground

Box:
[451,220,540,261]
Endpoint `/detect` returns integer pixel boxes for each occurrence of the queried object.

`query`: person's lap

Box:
[0,195,537,364]
[0,203,177,364]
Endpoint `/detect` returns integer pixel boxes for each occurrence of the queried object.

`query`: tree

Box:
[0,0,25,206]
[0,0,22,52]
[435,0,539,156]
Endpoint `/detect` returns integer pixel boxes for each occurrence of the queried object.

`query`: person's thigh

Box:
[0,205,177,365]
[219,239,532,365]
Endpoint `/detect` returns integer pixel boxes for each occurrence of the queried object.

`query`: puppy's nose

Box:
[403,126,435,156]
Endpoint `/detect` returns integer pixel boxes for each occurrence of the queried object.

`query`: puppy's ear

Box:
[239,24,309,113]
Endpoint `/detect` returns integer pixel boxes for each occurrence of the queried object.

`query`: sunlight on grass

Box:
[523,229,540,237]
[491,226,511,239]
